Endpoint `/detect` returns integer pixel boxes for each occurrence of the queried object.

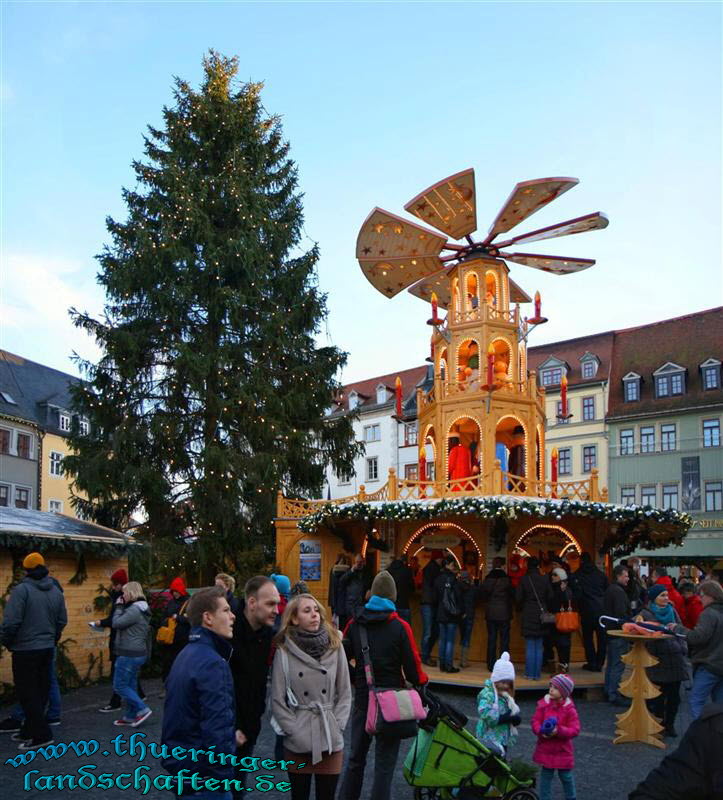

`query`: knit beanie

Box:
[370,570,397,602]
[110,569,128,585]
[550,673,575,699]
[552,567,568,582]
[647,584,668,603]
[169,576,187,594]
[270,573,291,598]
[23,552,45,570]
[490,651,515,684]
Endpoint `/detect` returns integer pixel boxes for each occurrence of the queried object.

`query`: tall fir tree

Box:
[65,52,361,574]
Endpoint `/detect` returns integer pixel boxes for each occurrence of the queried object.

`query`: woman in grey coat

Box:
[271,593,351,800]
[638,584,689,738]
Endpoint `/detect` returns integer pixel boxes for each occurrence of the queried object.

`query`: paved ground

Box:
[1,678,689,799]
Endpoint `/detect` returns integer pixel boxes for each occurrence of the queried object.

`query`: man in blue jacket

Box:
[162,586,240,799]
[0,552,67,750]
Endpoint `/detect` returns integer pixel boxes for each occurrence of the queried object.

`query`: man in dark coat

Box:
[480,556,513,671]
[162,586,238,799]
[434,556,464,672]
[515,556,553,681]
[0,552,67,749]
[628,704,723,800]
[603,564,631,705]
[420,550,445,665]
[338,554,372,621]
[570,551,608,671]
[328,553,351,629]
[229,576,280,798]
[387,554,415,624]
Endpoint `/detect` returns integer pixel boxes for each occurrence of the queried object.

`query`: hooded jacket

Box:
[343,606,427,692]
[112,598,151,658]
[434,568,464,624]
[531,694,581,770]
[328,563,350,615]
[0,566,67,651]
[675,600,723,677]
[480,568,513,622]
[570,560,608,617]
[162,626,236,785]
[628,704,723,800]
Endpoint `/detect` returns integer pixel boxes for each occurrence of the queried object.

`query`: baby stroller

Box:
[404,690,537,800]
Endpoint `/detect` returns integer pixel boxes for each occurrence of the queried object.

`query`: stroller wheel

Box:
[414,789,441,800]
[503,789,538,800]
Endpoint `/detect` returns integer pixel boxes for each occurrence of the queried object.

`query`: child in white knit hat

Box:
[475,651,521,757]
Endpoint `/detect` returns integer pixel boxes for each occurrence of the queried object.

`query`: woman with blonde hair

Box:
[110,581,152,727]
[271,593,351,800]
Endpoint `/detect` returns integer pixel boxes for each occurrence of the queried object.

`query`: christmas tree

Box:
[65,51,361,575]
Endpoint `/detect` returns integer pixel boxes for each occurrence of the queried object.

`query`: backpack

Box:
[442,580,460,617]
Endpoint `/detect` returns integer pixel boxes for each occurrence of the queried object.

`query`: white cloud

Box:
[1,251,105,374]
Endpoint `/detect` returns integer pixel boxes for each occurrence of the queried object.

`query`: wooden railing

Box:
[277,466,604,519]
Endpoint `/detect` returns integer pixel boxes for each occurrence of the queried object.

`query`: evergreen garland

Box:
[0,533,131,559]
[298,497,691,555]
[63,51,362,573]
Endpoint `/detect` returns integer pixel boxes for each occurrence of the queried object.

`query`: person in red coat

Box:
[679,582,704,629]
[531,673,580,800]
[448,436,473,491]
[651,567,685,618]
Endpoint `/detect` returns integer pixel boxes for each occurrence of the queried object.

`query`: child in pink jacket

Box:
[531,674,580,800]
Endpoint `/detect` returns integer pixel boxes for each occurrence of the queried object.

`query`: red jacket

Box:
[682,594,704,629]
[531,695,580,770]
[655,577,685,618]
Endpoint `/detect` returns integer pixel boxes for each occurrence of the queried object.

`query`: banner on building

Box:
[682,456,701,511]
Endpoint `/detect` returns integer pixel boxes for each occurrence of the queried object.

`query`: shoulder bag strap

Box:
[528,575,545,612]
[358,624,377,691]
[280,646,299,708]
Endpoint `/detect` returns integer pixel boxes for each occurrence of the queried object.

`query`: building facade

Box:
[607,308,723,563]
[0,351,88,515]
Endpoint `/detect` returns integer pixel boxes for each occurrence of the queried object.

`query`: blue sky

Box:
[2,1,721,383]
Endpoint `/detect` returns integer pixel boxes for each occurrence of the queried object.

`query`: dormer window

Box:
[654,362,686,398]
[541,367,563,387]
[59,413,71,432]
[700,358,721,390]
[579,352,599,379]
[376,384,391,405]
[79,418,90,436]
[623,372,641,402]
[348,391,359,410]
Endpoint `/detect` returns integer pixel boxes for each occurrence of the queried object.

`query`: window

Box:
[364,424,381,443]
[582,396,595,421]
[404,463,418,480]
[556,401,569,424]
[670,373,684,395]
[662,483,679,510]
[0,428,9,454]
[59,413,71,432]
[79,419,89,436]
[558,448,571,475]
[620,487,636,506]
[703,365,721,390]
[656,372,685,398]
[641,485,657,506]
[348,392,359,411]
[16,432,32,459]
[582,445,596,472]
[366,457,378,482]
[620,429,634,455]
[50,451,64,476]
[656,376,670,397]
[703,419,720,448]
[705,481,723,512]
[336,470,351,486]
[426,463,436,481]
[0,485,8,506]
[49,500,63,513]
[14,487,30,509]
[624,378,640,402]
[661,424,677,451]
[582,360,596,379]
[0,391,16,404]
[640,426,655,453]
[541,367,563,386]
[404,423,418,446]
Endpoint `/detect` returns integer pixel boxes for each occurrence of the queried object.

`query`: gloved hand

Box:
[508,713,521,727]
[541,716,558,736]
[497,711,512,724]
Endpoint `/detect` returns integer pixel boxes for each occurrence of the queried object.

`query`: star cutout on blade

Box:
[416,202,427,211]
[379,249,386,255]
[362,247,372,255]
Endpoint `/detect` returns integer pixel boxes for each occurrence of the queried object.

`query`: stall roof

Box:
[0,507,133,546]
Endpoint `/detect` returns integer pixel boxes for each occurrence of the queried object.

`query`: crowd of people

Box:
[0,548,721,800]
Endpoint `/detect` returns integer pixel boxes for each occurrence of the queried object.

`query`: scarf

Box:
[649,601,675,626]
[288,626,331,661]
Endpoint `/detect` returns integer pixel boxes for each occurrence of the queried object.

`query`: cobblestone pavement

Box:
[1,678,690,799]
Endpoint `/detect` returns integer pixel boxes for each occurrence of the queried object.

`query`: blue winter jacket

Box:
[161,626,236,784]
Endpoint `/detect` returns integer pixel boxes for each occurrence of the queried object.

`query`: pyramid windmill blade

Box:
[499,252,595,275]
[356,208,447,297]
[404,168,477,240]
[494,212,609,248]
[484,177,579,244]
[407,268,453,308]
